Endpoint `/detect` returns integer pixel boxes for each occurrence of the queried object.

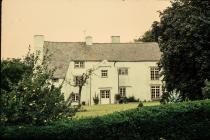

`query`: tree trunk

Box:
[78,86,83,106]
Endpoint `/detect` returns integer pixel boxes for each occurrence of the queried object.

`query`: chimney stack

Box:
[34,35,44,64]
[85,36,93,45]
[111,36,120,43]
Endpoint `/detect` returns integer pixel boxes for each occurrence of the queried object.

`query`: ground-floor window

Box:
[71,93,79,102]
[119,87,126,97]
[100,90,110,98]
[151,85,160,99]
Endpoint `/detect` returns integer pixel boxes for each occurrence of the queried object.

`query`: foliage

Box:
[202,80,210,99]
[93,94,99,105]
[136,21,160,42]
[115,94,139,104]
[158,0,210,100]
[137,100,144,107]
[1,58,30,92]
[1,100,210,139]
[114,94,121,103]
[82,101,86,106]
[0,50,77,125]
[161,90,182,104]
[66,68,96,106]
[119,97,127,104]
[126,96,139,102]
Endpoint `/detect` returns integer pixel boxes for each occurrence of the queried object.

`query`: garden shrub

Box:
[126,96,139,102]
[137,101,144,107]
[115,94,121,103]
[93,94,99,105]
[82,101,86,106]
[1,100,210,139]
[119,97,127,104]
[0,51,77,125]
[161,90,182,104]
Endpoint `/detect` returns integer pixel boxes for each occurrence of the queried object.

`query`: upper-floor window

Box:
[119,87,126,97]
[74,61,85,68]
[119,68,128,75]
[74,76,83,86]
[151,85,160,99]
[101,70,108,78]
[150,67,159,80]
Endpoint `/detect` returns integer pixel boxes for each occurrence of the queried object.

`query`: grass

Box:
[75,101,160,119]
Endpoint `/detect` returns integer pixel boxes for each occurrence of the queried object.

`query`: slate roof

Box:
[43,41,161,78]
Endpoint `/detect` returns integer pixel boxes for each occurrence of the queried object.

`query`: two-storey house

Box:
[34,35,162,105]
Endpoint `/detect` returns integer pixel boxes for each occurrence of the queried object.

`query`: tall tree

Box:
[136,21,160,42]
[158,0,210,100]
[1,59,28,91]
[1,50,76,125]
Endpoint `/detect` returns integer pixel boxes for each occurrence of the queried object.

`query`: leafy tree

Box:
[0,50,76,125]
[65,67,98,106]
[1,59,27,91]
[158,0,210,100]
[136,21,160,42]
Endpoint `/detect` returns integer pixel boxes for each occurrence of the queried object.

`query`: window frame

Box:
[119,87,126,97]
[74,76,83,86]
[151,85,160,99]
[101,70,108,78]
[118,68,128,75]
[71,93,79,102]
[100,90,110,99]
[74,61,85,68]
[150,67,159,80]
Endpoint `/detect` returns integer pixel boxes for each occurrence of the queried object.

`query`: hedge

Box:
[1,100,210,140]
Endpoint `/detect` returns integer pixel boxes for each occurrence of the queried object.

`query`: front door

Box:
[100,90,110,104]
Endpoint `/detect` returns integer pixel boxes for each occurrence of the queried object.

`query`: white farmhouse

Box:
[34,35,162,105]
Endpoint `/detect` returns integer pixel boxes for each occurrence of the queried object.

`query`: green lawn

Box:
[75,101,160,119]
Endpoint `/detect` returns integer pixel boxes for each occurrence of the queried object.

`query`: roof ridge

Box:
[44,41,84,43]
[44,41,157,44]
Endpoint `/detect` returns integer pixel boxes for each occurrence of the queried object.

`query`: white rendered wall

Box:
[58,60,162,105]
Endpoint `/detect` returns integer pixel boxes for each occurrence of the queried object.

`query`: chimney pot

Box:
[85,36,93,45]
[111,36,120,43]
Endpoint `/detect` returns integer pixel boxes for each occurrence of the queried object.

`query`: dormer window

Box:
[74,61,85,68]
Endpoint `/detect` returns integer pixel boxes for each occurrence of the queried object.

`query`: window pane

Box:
[151,67,159,80]
[71,93,79,101]
[74,61,84,68]
[151,86,160,99]
[101,70,108,77]
[119,68,128,75]
[106,92,109,98]
[119,87,126,97]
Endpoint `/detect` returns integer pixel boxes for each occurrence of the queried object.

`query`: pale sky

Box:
[2,0,171,59]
